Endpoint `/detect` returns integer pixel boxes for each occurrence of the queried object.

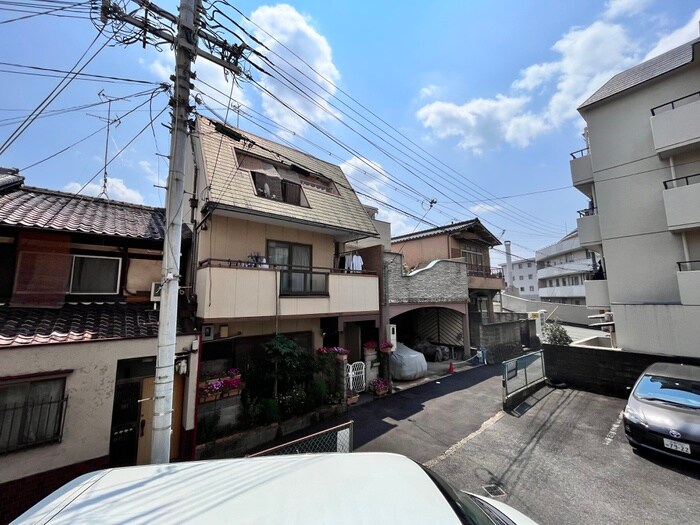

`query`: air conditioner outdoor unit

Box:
[150,282,162,302]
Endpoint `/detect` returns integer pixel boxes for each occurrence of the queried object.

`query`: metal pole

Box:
[151,0,198,464]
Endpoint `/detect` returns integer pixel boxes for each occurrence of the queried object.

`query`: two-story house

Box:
[387,220,504,351]
[0,171,198,522]
[571,35,700,357]
[183,117,380,431]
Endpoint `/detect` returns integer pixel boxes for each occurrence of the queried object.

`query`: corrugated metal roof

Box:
[196,117,378,239]
[0,303,161,347]
[0,185,190,241]
[579,38,699,110]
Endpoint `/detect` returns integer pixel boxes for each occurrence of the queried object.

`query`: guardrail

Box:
[677,260,700,272]
[569,147,589,159]
[577,207,597,217]
[502,351,546,406]
[651,90,700,115]
[246,420,354,456]
[662,173,700,190]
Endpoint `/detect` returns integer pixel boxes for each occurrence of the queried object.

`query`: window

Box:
[267,241,327,296]
[571,275,580,285]
[519,275,524,281]
[518,264,522,269]
[70,255,121,294]
[0,377,67,454]
[574,299,581,305]
[520,287,525,292]
[566,253,574,262]
[529,286,534,291]
[527,262,532,268]
[528,274,533,280]
[460,244,483,267]
[555,278,560,286]
[548,280,553,287]
[251,171,305,207]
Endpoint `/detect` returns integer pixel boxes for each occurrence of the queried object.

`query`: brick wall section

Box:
[0,455,109,524]
[385,253,469,304]
[543,344,700,398]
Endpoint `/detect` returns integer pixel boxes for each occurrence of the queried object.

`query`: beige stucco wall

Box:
[199,215,335,267]
[393,235,449,269]
[0,335,197,483]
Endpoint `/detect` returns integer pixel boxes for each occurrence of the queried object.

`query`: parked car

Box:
[391,342,428,380]
[623,362,700,464]
[12,453,539,524]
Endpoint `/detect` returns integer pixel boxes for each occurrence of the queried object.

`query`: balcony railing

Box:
[577,207,597,217]
[569,147,589,159]
[663,173,700,190]
[198,259,376,297]
[651,90,700,116]
[466,264,503,279]
[677,260,700,272]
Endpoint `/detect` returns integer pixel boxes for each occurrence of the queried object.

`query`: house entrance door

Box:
[136,375,184,465]
[109,381,141,467]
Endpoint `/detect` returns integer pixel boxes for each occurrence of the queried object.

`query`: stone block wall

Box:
[385,253,469,304]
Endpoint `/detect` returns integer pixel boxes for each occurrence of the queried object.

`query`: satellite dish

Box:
[264,182,271,198]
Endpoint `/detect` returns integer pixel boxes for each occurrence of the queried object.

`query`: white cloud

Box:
[603,0,652,20]
[644,8,700,60]
[64,178,144,204]
[419,19,641,152]
[139,160,161,185]
[250,4,340,134]
[340,156,389,202]
[419,84,440,99]
[415,95,534,154]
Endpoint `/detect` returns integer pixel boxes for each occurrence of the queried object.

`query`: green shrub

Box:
[541,320,573,346]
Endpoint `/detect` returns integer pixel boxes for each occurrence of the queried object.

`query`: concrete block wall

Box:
[543,344,700,398]
[385,252,470,304]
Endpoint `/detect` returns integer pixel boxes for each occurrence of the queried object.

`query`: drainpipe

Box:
[669,156,690,263]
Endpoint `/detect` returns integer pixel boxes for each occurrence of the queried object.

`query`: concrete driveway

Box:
[314,365,699,524]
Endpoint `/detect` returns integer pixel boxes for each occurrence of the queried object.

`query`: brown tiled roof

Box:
[579,38,699,110]
[391,218,501,246]
[0,303,161,347]
[0,185,188,241]
[197,117,378,240]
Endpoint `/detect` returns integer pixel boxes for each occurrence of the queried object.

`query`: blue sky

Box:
[1,0,699,265]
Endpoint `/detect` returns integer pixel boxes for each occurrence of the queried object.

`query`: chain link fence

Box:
[247,421,353,457]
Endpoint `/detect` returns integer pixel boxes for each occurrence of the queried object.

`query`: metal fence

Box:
[1,396,68,454]
[502,351,546,402]
[247,420,354,457]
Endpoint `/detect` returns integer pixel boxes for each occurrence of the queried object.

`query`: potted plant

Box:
[346,389,360,405]
[368,377,389,397]
[380,341,394,353]
[316,346,350,361]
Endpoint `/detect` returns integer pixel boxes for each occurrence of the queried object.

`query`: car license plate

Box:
[663,438,691,454]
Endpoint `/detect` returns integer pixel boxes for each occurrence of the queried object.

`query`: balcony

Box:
[539,285,585,299]
[537,260,593,280]
[650,92,700,158]
[467,265,504,291]
[677,260,700,306]
[569,148,593,191]
[662,174,700,231]
[196,260,379,320]
[584,279,610,308]
[576,208,602,249]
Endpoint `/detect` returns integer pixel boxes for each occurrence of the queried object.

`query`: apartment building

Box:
[500,257,538,300]
[571,35,700,357]
[535,230,598,306]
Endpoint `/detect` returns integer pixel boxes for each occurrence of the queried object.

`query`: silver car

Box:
[623,362,700,464]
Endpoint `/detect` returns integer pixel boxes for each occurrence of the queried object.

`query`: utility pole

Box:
[101,0,245,463]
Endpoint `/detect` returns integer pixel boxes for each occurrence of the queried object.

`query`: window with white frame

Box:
[0,376,68,454]
[70,255,121,294]
[529,286,534,291]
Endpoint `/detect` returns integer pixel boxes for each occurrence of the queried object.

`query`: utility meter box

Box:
[386,324,397,348]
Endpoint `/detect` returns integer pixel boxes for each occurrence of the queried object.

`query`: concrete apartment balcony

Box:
[576,210,602,250]
[537,260,592,280]
[570,148,593,192]
[584,279,610,308]
[663,174,700,231]
[539,284,585,299]
[650,93,700,158]
[677,261,700,306]
[195,260,379,321]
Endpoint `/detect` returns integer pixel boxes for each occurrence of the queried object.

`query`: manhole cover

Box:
[483,484,506,497]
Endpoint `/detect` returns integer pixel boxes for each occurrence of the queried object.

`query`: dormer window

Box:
[251,171,303,206]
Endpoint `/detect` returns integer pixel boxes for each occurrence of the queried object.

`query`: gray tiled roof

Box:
[197,117,378,239]
[579,38,699,110]
[0,168,23,191]
[0,303,160,347]
[391,218,501,246]
[0,185,189,241]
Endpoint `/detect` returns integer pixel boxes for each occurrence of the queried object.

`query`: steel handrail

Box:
[662,172,700,190]
[651,90,700,115]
